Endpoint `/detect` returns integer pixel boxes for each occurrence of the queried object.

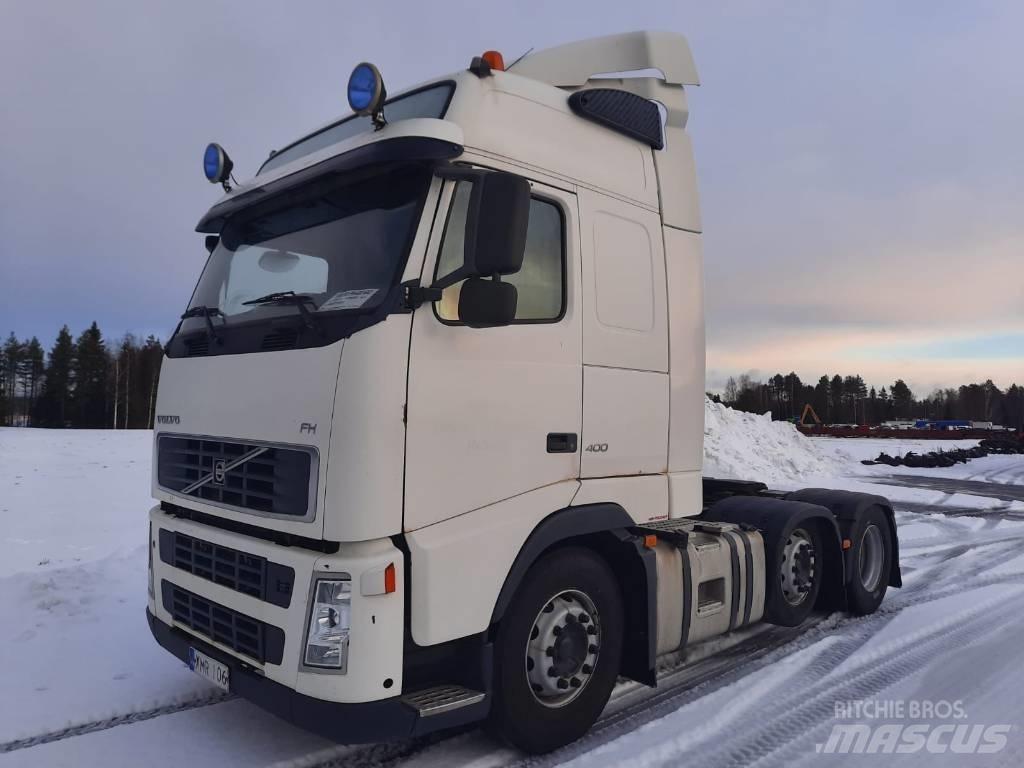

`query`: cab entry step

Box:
[401,685,486,717]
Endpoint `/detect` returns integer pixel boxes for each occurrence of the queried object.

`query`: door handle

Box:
[547,433,578,453]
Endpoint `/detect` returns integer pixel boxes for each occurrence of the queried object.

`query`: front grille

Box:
[161,581,285,665]
[158,530,295,607]
[158,435,315,518]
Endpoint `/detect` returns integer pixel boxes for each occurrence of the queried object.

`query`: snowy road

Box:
[878,474,1024,504]
[3,420,1024,767]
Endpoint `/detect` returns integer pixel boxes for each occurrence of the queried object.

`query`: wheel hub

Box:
[859,523,885,592]
[780,529,816,606]
[526,590,600,707]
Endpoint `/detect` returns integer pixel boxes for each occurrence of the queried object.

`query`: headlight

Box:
[304,579,351,670]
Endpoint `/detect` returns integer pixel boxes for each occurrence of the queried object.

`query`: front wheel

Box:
[488,546,623,754]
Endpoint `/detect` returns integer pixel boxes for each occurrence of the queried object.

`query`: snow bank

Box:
[703,398,849,484]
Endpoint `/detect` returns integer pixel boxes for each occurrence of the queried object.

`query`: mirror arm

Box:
[431,264,475,291]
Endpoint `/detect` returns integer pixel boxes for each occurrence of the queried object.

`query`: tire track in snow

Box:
[298,519,1024,768]
[553,587,1024,768]
[510,555,1024,768]
[0,690,231,754]
[261,729,471,768]
[713,590,1024,768]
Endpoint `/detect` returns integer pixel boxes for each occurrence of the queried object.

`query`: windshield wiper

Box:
[166,305,225,351]
[242,291,323,335]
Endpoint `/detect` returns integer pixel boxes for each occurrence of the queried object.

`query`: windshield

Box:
[185,166,431,329]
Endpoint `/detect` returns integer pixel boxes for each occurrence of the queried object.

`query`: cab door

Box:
[403,177,581,532]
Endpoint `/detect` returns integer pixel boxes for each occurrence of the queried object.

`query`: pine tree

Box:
[3,333,23,425]
[0,342,7,426]
[830,375,844,424]
[34,326,75,427]
[72,322,110,428]
[17,337,45,425]
[136,335,164,428]
[891,379,913,419]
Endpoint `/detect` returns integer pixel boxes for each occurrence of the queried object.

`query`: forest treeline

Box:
[4,324,1023,431]
[1,323,163,429]
[717,372,1024,429]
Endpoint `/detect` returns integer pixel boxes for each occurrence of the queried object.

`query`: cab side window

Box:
[436,181,565,323]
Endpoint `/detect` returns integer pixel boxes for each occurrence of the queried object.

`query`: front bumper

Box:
[149,505,404,702]
[147,609,481,742]
[148,505,492,743]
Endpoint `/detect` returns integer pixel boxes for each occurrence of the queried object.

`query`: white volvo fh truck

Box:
[147,31,901,753]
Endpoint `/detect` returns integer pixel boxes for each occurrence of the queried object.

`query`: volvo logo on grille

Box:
[178,445,269,497]
[156,414,181,425]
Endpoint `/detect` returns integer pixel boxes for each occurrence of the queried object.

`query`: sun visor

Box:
[196,130,462,233]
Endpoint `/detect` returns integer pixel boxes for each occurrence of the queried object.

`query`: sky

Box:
[1,0,1021,395]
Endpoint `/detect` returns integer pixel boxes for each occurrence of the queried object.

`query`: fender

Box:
[785,488,902,588]
[702,495,848,611]
[489,503,658,686]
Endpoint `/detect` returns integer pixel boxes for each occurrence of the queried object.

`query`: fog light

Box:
[304,579,351,670]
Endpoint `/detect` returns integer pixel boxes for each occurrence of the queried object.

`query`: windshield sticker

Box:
[318,288,380,312]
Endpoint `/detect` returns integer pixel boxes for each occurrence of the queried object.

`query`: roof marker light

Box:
[481,50,505,71]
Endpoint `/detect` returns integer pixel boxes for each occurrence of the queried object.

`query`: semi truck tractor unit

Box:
[146,31,901,753]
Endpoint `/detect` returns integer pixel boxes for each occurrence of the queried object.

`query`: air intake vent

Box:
[161,581,285,664]
[261,328,299,351]
[158,529,295,608]
[185,338,209,356]
[568,88,664,149]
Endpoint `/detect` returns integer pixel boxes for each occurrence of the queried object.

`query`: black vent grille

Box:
[261,328,299,351]
[158,436,314,518]
[568,88,664,149]
[185,338,210,356]
[158,530,294,608]
[161,582,284,664]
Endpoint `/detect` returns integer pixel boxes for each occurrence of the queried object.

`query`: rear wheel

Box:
[764,524,823,626]
[488,547,623,754]
[845,505,893,615]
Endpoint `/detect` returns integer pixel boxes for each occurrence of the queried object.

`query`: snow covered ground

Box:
[2,407,1024,767]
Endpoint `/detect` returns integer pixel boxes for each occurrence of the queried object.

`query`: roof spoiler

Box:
[509,30,699,88]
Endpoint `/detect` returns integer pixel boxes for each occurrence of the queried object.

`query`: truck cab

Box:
[147,31,900,754]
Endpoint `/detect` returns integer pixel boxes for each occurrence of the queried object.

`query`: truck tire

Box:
[488,546,624,754]
[764,523,823,627]
[845,505,893,615]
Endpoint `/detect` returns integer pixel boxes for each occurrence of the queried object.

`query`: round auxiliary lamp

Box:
[347,62,387,128]
[203,142,234,191]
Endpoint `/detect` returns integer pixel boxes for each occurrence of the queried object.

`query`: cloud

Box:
[0,1,1020,393]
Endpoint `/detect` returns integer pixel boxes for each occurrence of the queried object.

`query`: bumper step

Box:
[401,685,485,717]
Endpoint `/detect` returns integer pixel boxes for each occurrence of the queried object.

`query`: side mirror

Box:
[464,171,530,277]
[434,168,530,289]
[457,277,517,328]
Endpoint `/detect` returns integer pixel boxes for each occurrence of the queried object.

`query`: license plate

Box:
[188,647,230,692]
